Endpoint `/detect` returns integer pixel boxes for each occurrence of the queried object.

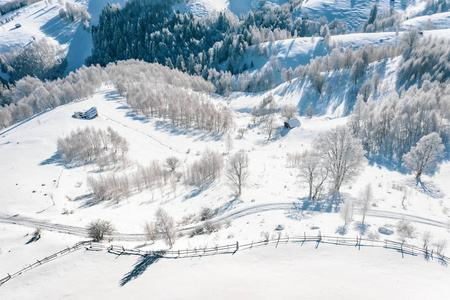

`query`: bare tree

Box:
[154,208,176,248]
[359,183,373,225]
[225,133,234,153]
[144,222,157,244]
[237,128,246,139]
[87,219,115,242]
[402,132,444,179]
[165,156,181,172]
[262,113,277,140]
[314,125,366,197]
[299,151,328,200]
[280,104,298,121]
[340,198,353,226]
[226,150,250,196]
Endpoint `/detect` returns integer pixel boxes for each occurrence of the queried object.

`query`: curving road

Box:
[1,203,448,241]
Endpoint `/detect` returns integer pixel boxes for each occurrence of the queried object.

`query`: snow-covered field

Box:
[1,241,449,299]
[1,0,450,297]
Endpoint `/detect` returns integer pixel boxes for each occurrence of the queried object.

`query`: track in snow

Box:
[1,203,448,242]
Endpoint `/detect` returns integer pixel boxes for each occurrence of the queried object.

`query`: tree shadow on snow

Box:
[39,152,64,167]
[335,225,347,235]
[406,177,444,199]
[120,254,162,286]
[354,222,370,235]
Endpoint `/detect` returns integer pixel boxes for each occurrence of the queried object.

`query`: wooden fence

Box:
[97,233,449,263]
[2,234,448,286]
[0,241,90,286]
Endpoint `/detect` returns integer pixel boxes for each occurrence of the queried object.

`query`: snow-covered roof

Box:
[285,118,301,128]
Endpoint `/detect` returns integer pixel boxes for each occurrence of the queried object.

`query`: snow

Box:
[173,0,290,17]
[0,0,125,75]
[1,0,450,296]
[1,242,449,299]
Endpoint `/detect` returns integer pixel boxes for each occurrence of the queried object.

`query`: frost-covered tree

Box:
[340,198,353,226]
[87,219,115,242]
[0,38,67,81]
[165,156,181,172]
[359,183,373,225]
[280,104,298,120]
[314,126,366,195]
[299,151,328,200]
[402,132,445,179]
[154,208,176,248]
[350,58,365,84]
[226,150,249,196]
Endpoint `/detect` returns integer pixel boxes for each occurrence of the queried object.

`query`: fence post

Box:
[401,241,404,258]
[250,241,253,249]
[316,232,321,249]
[286,236,289,244]
[302,232,306,246]
[236,241,239,252]
[276,235,280,248]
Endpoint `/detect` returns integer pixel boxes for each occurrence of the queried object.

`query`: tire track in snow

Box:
[1,205,448,242]
[102,115,183,155]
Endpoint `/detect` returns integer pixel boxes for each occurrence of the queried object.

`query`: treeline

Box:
[0,64,106,128]
[0,38,67,82]
[107,60,233,133]
[0,60,231,134]
[86,0,347,79]
[349,81,450,161]
[0,0,40,15]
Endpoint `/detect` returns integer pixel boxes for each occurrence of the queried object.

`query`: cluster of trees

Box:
[299,126,366,200]
[184,149,223,188]
[57,127,129,169]
[0,64,107,129]
[0,38,67,82]
[349,81,449,161]
[362,4,402,33]
[398,37,450,88]
[0,0,40,15]
[294,42,404,92]
[0,60,225,135]
[107,60,233,133]
[88,160,168,201]
[58,1,91,29]
[86,0,347,86]
[88,148,224,202]
[422,0,450,15]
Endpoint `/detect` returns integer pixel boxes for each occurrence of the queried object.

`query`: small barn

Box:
[15,24,22,28]
[284,118,301,129]
[74,107,98,119]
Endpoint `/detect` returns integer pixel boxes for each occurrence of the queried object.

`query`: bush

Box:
[87,219,115,242]
[200,207,214,221]
[396,220,416,240]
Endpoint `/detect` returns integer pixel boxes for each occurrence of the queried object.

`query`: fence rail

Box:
[0,241,90,286]
[2,234,448,286]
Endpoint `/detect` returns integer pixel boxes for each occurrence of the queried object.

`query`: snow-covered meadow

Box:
[1,0,450,298]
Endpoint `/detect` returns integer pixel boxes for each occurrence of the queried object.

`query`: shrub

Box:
[87,219,115,242]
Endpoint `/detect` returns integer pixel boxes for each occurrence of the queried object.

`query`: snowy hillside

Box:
[0,0,125,75]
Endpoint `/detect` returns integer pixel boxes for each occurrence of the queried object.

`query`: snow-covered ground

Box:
[1,0,450,297]
[1,84,449,252]
[1,241,449,299]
